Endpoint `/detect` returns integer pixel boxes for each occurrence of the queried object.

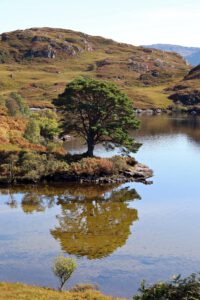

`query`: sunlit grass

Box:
[0,282,124,300]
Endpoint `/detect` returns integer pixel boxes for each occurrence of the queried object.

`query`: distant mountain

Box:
[144,44,200,66]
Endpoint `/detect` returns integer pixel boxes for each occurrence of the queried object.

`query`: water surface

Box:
[0,114,200,299]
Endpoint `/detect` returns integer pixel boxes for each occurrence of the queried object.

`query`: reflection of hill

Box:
[135,115,200,145]
[51,187,140,259]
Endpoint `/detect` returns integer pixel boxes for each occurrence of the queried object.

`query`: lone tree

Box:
[54,78,139,157]
[53,256,77,291]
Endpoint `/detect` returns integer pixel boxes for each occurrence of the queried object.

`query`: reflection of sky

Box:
[1,116,200,299]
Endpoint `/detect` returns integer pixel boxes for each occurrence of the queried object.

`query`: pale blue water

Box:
[0,115,200,299]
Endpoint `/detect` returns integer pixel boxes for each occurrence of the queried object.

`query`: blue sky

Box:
[0,0,200,46]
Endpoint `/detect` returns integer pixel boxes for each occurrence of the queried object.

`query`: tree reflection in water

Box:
[3,184,141,259]
[51,185,140,259]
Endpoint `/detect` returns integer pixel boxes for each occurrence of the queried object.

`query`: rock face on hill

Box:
[168,65,200,108]
[184,65,200,80]
[0,28,93,61]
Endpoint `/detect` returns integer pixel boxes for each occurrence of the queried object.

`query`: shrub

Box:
[70,157,113,176]
[24,110,60,145]
[37,110,60,141]
[133,273,200,300]
[6,93,30,116]
[0,151,69,183]
[20,152,47,181]
[0,153,19,183]
[110,156,129,174]
[24,119,40,144]
[53,256,77,291]
[10,92,30,116]
[5,98,19,116]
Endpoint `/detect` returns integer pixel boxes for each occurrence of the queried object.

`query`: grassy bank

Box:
[0,282,124,300]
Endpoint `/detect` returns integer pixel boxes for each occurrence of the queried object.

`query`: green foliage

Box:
[39,117,60,141]
[11,92,30,115]
[24,119,40,144]
[133,273,200,300]
[24,110,60,145]
[6,93,30,116]
[53,256,77,291]
[0,151,69,183]
[54,77,140,157]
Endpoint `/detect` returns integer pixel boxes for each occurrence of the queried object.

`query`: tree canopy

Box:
[53,78,140,156]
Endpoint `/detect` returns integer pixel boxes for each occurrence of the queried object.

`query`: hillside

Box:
[0,27,189,150]
[167,65,200,109]
[144,44,200,66]
[0,27,188,110]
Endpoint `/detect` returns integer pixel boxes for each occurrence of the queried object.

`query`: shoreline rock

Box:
[0,162,153,186]
[43,162,153,185]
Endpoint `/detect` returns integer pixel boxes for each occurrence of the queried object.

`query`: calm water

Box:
[1,115,200,299]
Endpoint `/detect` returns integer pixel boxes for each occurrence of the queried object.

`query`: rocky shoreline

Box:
[50,162,153,185]
[0,158,153,186]
[135,107,200,116]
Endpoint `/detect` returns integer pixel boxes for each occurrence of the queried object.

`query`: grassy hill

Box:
[0,27,189,150]
[0,27,189,110]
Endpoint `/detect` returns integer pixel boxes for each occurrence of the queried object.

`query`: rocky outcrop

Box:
[25,46,56,59]
[128,58,148,72]
[169,90,200,105]
[96,59,111,68]
[184,65,200,80]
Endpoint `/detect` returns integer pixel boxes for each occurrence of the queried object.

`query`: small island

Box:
[0,78,153,185]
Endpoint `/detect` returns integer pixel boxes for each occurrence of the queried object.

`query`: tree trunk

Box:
[86,142,94,157]
[59,281,65,292]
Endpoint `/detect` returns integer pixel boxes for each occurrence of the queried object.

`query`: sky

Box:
[0,0,200,47]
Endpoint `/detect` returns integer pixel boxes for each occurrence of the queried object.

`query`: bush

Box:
[24,119,40,144]
[6,93,30,116]
[53,256,77,291]
[110,156,129,174]
[133,273,200,300]
[5,98,19,116]
[0,153,19,183]
[36,110,60,141]
[0,151,69,183]
[10,92,30,116]
[24,110,60,146]
[70,157,113,176]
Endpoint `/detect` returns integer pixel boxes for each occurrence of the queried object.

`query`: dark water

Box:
[1,115,200,299]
